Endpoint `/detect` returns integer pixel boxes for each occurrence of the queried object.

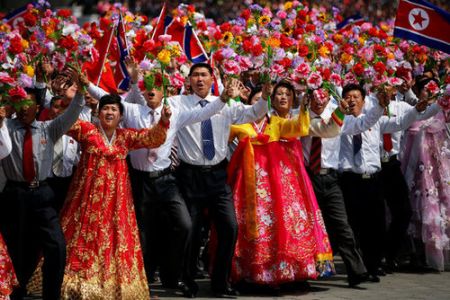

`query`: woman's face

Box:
[249,91,263,105]
[272,86,294,115]
[98,104,122,130]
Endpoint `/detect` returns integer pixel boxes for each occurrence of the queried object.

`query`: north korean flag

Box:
[394,0,450,53]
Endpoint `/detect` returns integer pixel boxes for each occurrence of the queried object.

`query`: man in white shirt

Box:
[338,83,436,283]
[120,73,236,295]
[176,63,268,297]
[302,91,369,287]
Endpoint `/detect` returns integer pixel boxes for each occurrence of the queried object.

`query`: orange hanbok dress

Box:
[59,120,167,299]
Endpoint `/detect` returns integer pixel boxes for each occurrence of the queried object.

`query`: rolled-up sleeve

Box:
[0,122,12,160]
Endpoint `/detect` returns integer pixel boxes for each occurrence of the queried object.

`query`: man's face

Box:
[143,88,163,109]
[49,99,65,119]
[310,91,330,116]
[16,94,38,125]
[344,90,365,117]
[189,67,213,99]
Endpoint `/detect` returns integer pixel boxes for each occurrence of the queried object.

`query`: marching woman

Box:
[0,106,18,300]
[228,80,342,286]
[58,94,169,299]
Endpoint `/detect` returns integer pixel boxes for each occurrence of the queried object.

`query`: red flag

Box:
[394,0,450,53]
[82,23,117,93]
[151,3,167,41]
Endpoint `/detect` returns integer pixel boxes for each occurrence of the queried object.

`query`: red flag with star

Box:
[394,0,450,53]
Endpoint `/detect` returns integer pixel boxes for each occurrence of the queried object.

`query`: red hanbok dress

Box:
[227,111,334,285]
[59,120,167,299]
[0,233,17,300]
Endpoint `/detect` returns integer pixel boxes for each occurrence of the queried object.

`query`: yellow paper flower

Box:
[21,39,29,49]
[124,15,134,23]
[266,37,281,48]
[284,1,293,10]
[387,52,395,60]
[358,37,366,45]
[318,45,330,57]
[341,52,352,64]
[157,49,171,65]
[247,17,256,27]
[258,15,271,27]
[180,16,188,26]
[235,36,243,44]
[24,65,35,77]
[222,32,233,45]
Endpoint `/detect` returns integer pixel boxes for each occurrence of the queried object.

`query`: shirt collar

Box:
[192,92,215,104]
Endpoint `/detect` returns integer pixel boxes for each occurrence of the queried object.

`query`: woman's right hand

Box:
[261,82,273,101]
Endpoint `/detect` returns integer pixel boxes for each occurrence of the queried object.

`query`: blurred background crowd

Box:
[1,0,450,24]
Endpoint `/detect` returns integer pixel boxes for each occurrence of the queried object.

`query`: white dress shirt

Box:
[0,122,12,160]
[123,97,225,172]
[50,135,80,178]
[340,96,425,174]
[176,93,268,165]
[302,99,341,170]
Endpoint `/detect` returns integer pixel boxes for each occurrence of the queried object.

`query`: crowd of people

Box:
[0,1,449,300]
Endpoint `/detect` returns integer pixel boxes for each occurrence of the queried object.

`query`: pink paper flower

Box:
[424,80,440,96]
[307,72,323,89]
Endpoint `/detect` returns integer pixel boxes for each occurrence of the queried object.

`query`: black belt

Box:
[342,171,380,180]
[7,179,48,190]
[381,154,398,164]
[136,167,172,179]
[179,160,227,172]
[307,167,337,176]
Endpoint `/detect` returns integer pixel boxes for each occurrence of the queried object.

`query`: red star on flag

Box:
[412,10,427,27]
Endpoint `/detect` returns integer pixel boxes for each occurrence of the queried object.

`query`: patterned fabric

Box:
[400,112,450,271]
[39,120,166,299]
[227,113,334,285]
[199,100,215,160]
[0,233,17,300]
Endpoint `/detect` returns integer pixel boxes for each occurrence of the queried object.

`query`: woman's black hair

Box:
[414,76,440,94]
[99,94,124,115]
[271,80,297,107]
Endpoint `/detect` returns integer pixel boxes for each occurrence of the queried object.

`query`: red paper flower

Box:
[8,36,24,55]
[23,11,37,27]
[57,9,72,18]
[374,61,386,75]
[298,44,309,57]
[352,63,365,76]
[59,36,78,51]
[8,86,27,100]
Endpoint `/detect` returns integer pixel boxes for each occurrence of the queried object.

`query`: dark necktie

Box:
[23,126,36,182]
[382,109,393,152]
[353,133,363,166]
[147,110,158,163]
[309,136,322,174]
[199,100,215,160]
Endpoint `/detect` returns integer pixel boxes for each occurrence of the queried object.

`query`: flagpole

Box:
[119,12,130,54]
[96,23,117,86]
[188,21,209,60]
[151,2,166,41]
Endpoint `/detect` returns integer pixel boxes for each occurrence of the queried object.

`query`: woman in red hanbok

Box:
[228,81,336,285]
[59,94,169,299]
[0,233,17,300]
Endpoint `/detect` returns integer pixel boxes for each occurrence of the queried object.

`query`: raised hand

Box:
[338,98,351,115]
[125,57,139,84]
[160,104,172,125]
[377,86,393,108]
[0,106,6,127]
[261,81,273,102]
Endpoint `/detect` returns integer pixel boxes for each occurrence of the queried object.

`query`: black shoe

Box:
[212,287,240,298]
[367,274,380,283]
[375,267,387,276]
[383,260,398,274]
[179,281,199,298]
[348,273,369,288]
[162,280,180,289]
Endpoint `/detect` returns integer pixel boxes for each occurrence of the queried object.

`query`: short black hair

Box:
[189,63,213,76]
[24,87,41,103]
[248,85,263,104]
[99,94,124,115]
[342,83,366,99]
[50,95,64,107]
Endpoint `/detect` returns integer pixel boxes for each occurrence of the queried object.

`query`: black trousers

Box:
[339,172,386,275]
[308,170,367,278]
[130,169,192,285]
[380,158,412,261]
[177,161,238,292]
[0,182,66,300]
[47,175,73,213]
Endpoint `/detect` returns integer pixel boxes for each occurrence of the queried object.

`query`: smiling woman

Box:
[30,94,171,299]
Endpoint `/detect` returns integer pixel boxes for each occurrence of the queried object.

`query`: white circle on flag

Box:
[408,8,429,31]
